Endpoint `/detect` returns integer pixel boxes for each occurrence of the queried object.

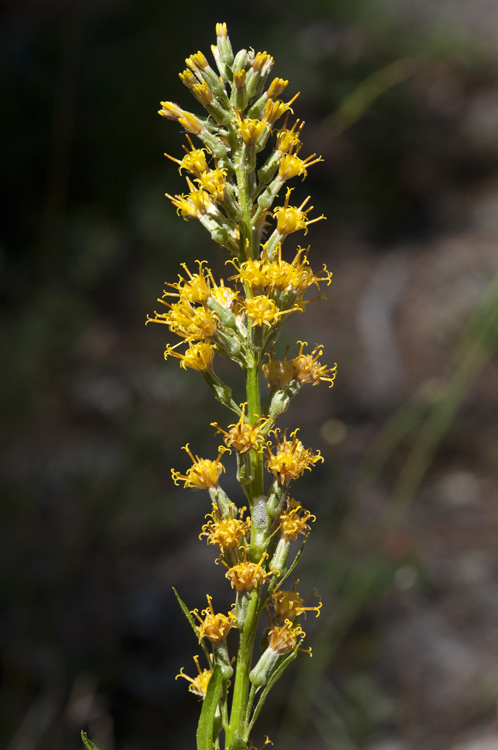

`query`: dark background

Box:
[2,1,498,749]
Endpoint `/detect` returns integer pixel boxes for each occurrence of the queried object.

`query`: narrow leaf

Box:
[81,731,100,750]
[247,644,301,735]
[196,663,223,750]
[172,587,211,666]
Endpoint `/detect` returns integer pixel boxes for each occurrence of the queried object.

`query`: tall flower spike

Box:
[148,23,337,750]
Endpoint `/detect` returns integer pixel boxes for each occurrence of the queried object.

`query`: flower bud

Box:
[215,22,234,66]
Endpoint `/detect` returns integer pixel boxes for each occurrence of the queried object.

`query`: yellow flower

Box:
[216,22,229,40]
[159,104,205,136]
[228,257,268,293]
[179,112,205,136]
[195,166,228,202]
[172,444,227,489]
[159,261,238,312]
[263,94,299,126]
[236,111,269,147]
[212,403,271,454]
[276,116,304,154]
[230,248,330,303]
[185,50,210,73]
[147,297,219,341]
[267,619,307,655]
[278,146,323,181]
[192,80,216,107]
[263,345,294,389]
[200,503,251,551]
[273,188,325,238]
[162,261,213,305]
[233,70,246,89]
[164,341,215,372]
[209,280,239,310]
[224,550,273,593]
[279,500,315,542]
[291,341,337,387]
[176,655,211,698]
[268,245,332,296]
[251,51,273,74]
[166,182,215,221]
[179,68,199,91]
[272,582,321,622]
[164,137,209,178]
[158,101,184,120]
[243,295,294,327]
[192,595,237,645]
[265,429,323,485]
[267,77,288,100]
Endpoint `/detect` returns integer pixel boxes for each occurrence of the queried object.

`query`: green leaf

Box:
[81,731,100,750]
[196,663,223,750]
[172,587,211,666]
[247,644,301,736]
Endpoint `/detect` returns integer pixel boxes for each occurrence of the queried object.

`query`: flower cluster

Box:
[146,23,337,750]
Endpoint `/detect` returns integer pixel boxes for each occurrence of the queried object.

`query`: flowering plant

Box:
[84,21,336,750]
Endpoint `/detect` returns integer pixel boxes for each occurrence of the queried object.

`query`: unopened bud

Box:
[215,22,234,66]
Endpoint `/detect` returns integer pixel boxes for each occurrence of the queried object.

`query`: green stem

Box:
[226,135,269,750]
[227,588,260,748]
[235,161,251,262]
[246,353,266,561]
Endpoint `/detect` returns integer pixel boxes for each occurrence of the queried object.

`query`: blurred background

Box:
[2,0,498,749]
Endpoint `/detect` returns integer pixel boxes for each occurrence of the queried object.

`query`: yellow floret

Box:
[212,403,271,454]
[265,428,323,485]
[200,503,251,551]
[176,655,211,698]
[279,500,315,542]
[191,595,236,645]
[172,444,227,490]
[268,619,307,655]
[272,582,321,622]
[164,341,215,372]
[273,188,325,237]
[291,341,337,387]
[224,550,273,593]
